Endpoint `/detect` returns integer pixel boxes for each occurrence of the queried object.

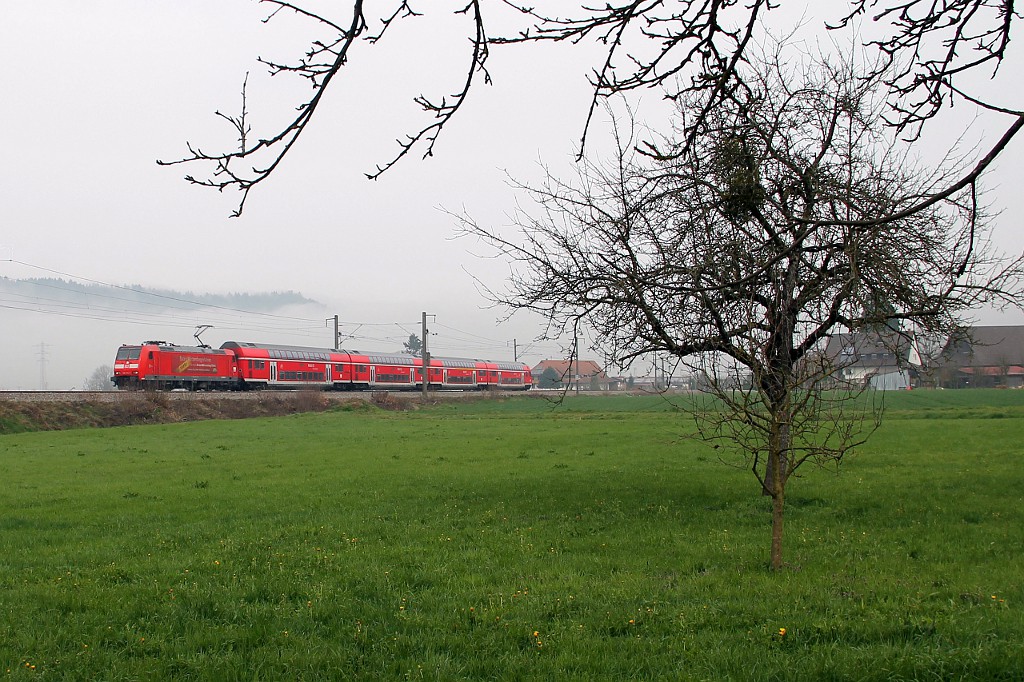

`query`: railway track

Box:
[0,390,282,403]
[0,390,536,403]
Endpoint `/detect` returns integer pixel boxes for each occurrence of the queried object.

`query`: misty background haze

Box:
[2,2,1022,388]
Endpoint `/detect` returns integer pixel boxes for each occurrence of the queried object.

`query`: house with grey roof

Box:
[821,331,914,390]
[935,326,1024,388]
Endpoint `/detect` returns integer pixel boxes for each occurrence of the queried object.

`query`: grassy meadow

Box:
[0,391,1021,680]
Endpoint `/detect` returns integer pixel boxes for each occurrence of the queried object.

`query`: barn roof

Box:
[532,359,607,379]
[821,330,910,368]
[947,326,1024,367]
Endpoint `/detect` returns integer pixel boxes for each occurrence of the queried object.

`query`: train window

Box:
[278,370,324,381]
[377,372,411,382]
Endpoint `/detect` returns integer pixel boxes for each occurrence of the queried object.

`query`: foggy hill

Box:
[0,277,317,313]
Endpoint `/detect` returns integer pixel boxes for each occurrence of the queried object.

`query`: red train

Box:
[112,340,533,391]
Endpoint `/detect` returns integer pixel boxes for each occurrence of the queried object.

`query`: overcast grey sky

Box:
[2,2,1022,388]
[0,1,595,387]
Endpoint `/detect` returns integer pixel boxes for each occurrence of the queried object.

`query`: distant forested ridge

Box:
[0,277,317,312]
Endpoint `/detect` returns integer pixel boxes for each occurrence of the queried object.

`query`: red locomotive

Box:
[112,342,239,390]
[112,340,533,391]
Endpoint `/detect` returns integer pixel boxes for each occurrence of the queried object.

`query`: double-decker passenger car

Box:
[222,342,337,390]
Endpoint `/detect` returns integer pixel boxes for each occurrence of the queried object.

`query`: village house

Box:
[822,331,914,390]
[933,326,1024,388]
[822,325,1024,389]
[531,359,619,391]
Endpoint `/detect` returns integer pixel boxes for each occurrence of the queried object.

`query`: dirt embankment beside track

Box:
[0,391,385,434]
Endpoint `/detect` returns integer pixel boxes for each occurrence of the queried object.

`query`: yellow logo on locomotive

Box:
[176,358,192,373]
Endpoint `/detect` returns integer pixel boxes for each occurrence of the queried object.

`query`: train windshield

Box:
[116,347,141,361]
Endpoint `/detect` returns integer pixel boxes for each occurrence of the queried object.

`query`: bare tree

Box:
[454,49,1024,570]
[84,365,116,392]
[160,2,1022,217]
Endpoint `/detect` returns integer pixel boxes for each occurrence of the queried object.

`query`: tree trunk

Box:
[770,475,785,570]
[767,395,791,570]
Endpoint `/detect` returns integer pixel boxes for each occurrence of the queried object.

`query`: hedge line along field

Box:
[1,392,1021,680]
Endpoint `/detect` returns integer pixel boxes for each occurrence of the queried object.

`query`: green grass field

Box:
[1,391,1021,680]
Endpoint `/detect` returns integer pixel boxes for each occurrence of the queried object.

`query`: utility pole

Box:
[37,342,48,390]
[421,311,431,397]
[575,333,580,395]
[326,315,340,349]
[513,338,518,363]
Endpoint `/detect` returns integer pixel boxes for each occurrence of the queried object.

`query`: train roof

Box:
[127,342,229,355]
[219,341,526,369]
[220,341,339,353]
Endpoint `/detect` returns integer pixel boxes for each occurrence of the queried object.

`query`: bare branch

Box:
[166,1,1023,220]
